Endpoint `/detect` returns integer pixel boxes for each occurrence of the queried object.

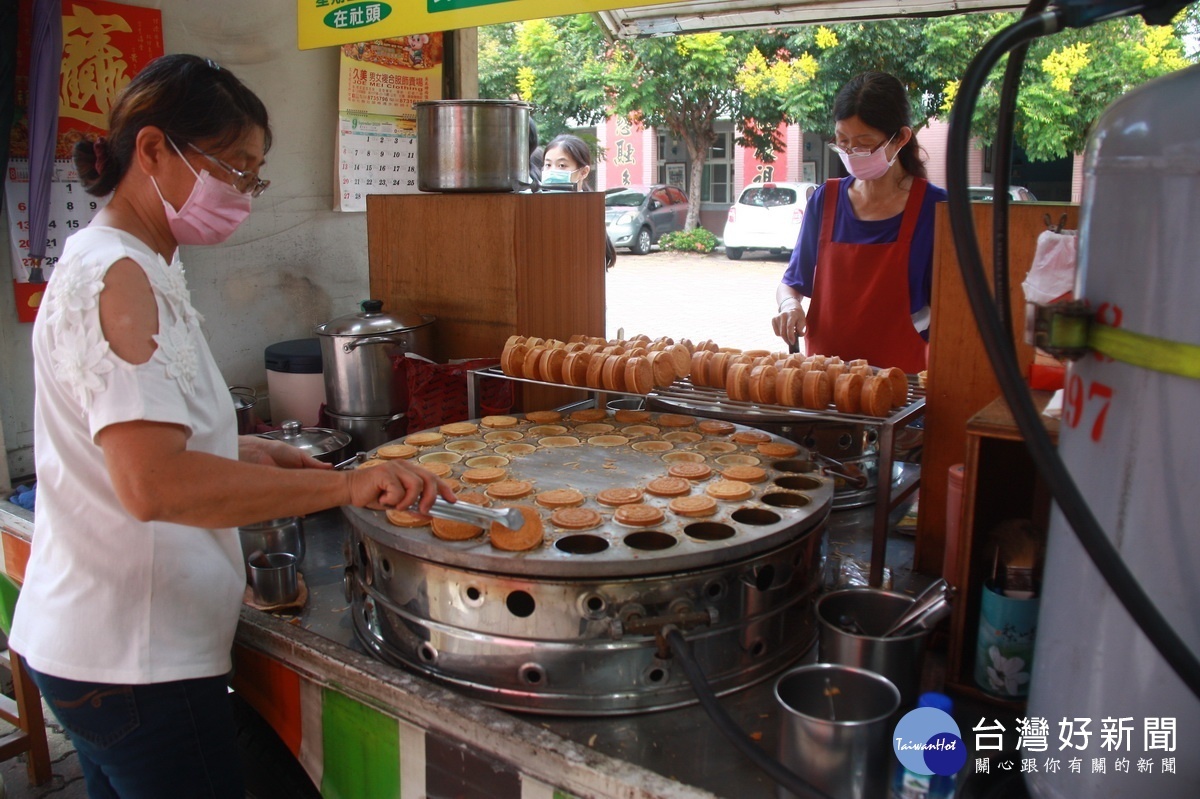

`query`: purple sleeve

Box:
[907,183,948,314]
[781,183,827,296]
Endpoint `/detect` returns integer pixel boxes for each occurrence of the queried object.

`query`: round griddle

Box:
[343,411,833,579]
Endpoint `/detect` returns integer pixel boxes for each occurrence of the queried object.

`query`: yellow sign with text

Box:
[298,0,686,49]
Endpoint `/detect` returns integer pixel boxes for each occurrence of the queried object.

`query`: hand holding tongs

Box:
[882,579,954,637]
[334,454,524,530]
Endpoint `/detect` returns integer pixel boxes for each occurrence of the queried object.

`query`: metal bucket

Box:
[314,300,435,417]
[415,100,532,192]
[774,663,900,799]
[815,588,931,710]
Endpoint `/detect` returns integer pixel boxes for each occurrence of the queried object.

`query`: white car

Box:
[722,181,818,260]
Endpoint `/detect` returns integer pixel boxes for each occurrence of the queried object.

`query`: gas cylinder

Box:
[1026,64,1200,797]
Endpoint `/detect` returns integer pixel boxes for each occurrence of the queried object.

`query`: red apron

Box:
[804,178,928,373]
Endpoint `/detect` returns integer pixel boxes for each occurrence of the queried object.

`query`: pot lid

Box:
[229,386,256,411]
[258,420,351,458]
[315,299,432,337]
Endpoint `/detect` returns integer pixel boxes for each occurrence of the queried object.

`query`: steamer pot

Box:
[415,100,532,192]
[314,300,435,417]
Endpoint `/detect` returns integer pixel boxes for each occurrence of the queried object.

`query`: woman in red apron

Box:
[772,72,948,374]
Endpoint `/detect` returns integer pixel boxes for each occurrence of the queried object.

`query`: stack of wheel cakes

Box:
[356,407,822,555]
[500,333,914,417]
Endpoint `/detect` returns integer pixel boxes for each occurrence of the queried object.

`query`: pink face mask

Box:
[836,134,898,182]
[153,139,252,245]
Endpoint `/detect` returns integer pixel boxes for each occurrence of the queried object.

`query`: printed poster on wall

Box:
[6,0,163,322]
[336,34,443,212]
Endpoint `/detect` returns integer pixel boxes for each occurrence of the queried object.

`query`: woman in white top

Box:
[8,54,449,798]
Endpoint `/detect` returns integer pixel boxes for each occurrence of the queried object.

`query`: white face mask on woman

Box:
[835,134,897,182]
[151,139,252,245]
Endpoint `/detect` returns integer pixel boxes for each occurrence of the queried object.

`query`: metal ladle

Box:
[882,579,952,637]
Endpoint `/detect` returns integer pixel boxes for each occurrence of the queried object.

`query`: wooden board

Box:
[917,202,1077,574]
[367,192,607,411]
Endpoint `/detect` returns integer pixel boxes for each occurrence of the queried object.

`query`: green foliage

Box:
[478,23,520,103]
[478,8,1199,197]
[658,228,718,254]
[769,13,1197,161]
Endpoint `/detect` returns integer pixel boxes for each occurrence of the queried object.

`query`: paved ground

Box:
[605,247,795,352]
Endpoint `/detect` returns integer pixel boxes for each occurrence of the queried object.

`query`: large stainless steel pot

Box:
[415,100,532,192]
[314,300,435,417]
[325,409,407,453]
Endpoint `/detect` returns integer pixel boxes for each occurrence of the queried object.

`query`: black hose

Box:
[946,12,1200,697]
[991,0,1051,341]
[664,629,835,799]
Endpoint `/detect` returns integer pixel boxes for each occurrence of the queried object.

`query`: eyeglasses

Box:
[827,134,895,158]
[187,142,270,198]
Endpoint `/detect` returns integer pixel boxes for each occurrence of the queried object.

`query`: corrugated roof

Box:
[597,0,1028,38]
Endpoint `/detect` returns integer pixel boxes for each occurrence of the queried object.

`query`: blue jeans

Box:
[25,663,245,799]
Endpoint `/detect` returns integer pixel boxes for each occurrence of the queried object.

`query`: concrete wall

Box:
[1,0,372,481]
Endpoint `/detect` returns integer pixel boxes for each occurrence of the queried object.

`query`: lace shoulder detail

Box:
[45,228,203,405]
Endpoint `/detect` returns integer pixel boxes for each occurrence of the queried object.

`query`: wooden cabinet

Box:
[944,393,1057,707]
[366,192,607,409]
[918,202,1077,574]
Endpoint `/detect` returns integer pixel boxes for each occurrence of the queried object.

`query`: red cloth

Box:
[399,357,514,433]
[804,178,929,373]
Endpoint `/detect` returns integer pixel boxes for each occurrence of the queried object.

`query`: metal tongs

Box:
[881,578,954,637]
[422,497,525,531]
[334,453,524,531]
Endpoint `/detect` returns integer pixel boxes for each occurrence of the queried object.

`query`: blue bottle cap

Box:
[916,691,954,713]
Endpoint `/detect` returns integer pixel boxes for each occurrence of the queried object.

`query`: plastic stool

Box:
[0,576,51,786]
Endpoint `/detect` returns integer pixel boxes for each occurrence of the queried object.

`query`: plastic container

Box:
[891,692,958,799]
[265,338,325,427]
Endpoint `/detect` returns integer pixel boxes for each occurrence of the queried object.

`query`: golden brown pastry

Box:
[748,364,779,405]
[561,350,591,386]
[859,375,894,417]
[668,495,718,517]
[879,366,909,407]
[614,504,665,527]
[624,355,655,394]
[834,373,865,414]
[489,506,545,551]
[801,370,832,410]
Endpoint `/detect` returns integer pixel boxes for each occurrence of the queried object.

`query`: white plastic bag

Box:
[1022,228,1077,304]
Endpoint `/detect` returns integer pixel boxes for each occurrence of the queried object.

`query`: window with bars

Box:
[700,132,732,204]
[654,130,733,202]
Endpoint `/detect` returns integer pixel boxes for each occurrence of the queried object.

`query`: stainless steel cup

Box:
[816,588,931,710]
[774,663,901,799]
[239,517,305,576]
[247,552,299,605]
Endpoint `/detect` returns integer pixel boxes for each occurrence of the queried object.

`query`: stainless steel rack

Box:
[466,365,925,586]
